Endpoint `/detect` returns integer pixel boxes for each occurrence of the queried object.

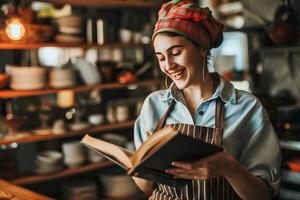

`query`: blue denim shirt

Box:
[134,74,281,194]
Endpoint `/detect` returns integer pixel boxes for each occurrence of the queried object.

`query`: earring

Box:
[164,76,171,89]
[200,48,207,57]
[202,58,207,83]
[200,48,208,83]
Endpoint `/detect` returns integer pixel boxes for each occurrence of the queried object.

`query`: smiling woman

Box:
[133,0,281,200]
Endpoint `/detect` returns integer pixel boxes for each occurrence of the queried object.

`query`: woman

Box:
[133,0,281,199]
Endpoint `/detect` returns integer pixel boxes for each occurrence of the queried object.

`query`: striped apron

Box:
[149,99,241,200]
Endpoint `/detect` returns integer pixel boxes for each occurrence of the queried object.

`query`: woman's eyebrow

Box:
[155,45,183,55]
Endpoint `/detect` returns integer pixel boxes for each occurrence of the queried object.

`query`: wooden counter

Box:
[0,179,53,200]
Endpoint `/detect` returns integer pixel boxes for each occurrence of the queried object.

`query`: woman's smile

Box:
[169,68,186,80]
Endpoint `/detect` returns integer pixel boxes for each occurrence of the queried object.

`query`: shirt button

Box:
[198,111,204,116]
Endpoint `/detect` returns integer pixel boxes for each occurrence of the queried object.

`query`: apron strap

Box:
[215,98,224,129]
[154,100,176,132]
[214,98,224,146]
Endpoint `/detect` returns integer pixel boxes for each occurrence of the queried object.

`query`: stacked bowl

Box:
[34,150,63,175]
[55,15,84,44]
[62,140,86,168]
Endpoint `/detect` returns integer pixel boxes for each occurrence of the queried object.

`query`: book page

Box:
[81,134,133,169]
[131,126,178,166]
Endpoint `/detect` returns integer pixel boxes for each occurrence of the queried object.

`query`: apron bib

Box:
[149,99,241,200]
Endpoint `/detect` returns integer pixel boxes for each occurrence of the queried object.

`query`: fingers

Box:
[165,169,203,180]
[171,161,193,169]
[165,167,208,180]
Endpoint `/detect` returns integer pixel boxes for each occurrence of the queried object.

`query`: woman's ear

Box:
[199,48,207,58]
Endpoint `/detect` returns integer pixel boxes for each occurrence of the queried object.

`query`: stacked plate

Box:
[55,15,84,44]
[99,172,140,198]
[62,179,98,200]
[34,150,63,175]
[49,68,76,88]
[7,66,47,90]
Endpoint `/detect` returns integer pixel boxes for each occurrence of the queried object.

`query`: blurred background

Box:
[0,0,299,199]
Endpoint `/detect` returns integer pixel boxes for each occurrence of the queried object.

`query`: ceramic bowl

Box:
[88,114,104,125]
[99,173,139,198]
[36,150,63,165]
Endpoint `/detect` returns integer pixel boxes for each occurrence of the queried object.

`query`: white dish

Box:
[49,68,76,88]
[7,66,47,90]
[36,150,63,165]
[88,114,104,125]
[74,58,101,85]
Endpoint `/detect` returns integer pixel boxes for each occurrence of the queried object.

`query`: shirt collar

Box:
[162,73,237,104]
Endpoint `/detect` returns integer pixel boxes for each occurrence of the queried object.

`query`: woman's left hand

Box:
[165,152,234,180]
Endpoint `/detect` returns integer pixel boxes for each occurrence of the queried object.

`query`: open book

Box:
[81,126,222,188]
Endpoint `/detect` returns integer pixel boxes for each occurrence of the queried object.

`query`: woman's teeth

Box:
[171,69,185,79]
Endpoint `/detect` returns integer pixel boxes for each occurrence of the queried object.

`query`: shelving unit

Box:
[0,1,163,199]
[0,120,135,145]
[0,42,148,50]
[0,79,161,99]
[11,160,112,185]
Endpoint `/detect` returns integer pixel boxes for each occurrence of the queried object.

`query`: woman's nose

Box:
[165,57,175,71]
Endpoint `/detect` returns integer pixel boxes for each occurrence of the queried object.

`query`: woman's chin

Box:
[173,80,189,90]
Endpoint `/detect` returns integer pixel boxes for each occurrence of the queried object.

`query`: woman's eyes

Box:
[171,50,181,56]
[157,56,165,61]
[156,49,182,61]
[171,49,183,56]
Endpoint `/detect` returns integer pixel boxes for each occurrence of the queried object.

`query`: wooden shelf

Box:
[0,42,148,50]
[0,79,161,99]
[32,0,162,9]
[0,120,135,145]
[11,160,112,186]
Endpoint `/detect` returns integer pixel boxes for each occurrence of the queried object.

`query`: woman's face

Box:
[153,33,203,90]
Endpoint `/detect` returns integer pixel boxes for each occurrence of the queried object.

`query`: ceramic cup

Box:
[62,140,86,168]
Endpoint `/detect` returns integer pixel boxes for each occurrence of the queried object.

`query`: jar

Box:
[106,105,116,124]
[135,99,143,117]
[115,105,130,122]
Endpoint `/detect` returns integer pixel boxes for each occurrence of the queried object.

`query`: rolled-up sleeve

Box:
[239,106,281,196]
[133,93,161,149]
[134,116,146,148]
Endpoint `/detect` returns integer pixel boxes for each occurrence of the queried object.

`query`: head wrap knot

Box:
[153,0,224,49]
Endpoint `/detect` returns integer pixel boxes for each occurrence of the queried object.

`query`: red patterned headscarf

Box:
[152,0,224,49]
